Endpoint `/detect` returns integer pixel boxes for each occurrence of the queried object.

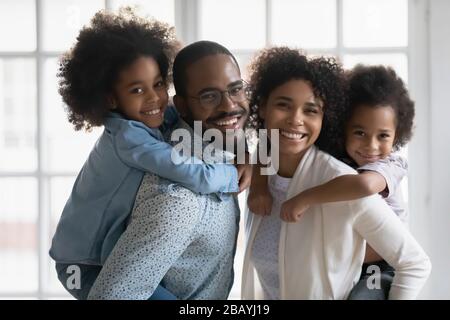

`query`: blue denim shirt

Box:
[49,107,239,265]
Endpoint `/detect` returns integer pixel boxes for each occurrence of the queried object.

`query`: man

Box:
[87,41,251,299]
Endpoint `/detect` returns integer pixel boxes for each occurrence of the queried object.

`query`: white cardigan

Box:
[242,145,431,300]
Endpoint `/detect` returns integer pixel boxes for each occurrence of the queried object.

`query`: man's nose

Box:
[216,93,237,112]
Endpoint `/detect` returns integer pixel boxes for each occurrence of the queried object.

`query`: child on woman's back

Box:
[50,8,245,300]
[249,64,415,299]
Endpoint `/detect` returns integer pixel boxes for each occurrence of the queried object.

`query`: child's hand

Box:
[280,193,310,223]
[236,164,252,193]
[247,189,273,216]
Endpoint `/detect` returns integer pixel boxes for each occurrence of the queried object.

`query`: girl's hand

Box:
[247,189,273,216]
[280,193,310,222]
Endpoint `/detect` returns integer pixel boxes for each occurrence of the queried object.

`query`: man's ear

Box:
[173,95,188,118]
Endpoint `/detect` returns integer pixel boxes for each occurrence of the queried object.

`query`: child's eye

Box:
[379,133,390,139]
[130,87,144,94]
[354,130,365,136]
[154,81,165,88]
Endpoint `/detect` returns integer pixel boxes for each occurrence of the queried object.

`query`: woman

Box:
[242,47,431,300]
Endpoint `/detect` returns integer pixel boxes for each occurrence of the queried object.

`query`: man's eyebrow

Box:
[228,80,244,87]
[196,80,244,95]
[197,87,219,95]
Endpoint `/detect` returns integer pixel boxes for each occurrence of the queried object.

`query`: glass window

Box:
[0,59,37,172]
[42,58,102,173]
[110,0,175,25]
[343,0,408,48]
[0,0,36,52]
[343,53,408,83]
[43,177,76,295]
[233,52,255,82]
[199,0,266,50]
[271,0,336,48]
[0,178,38,293]
[41,0,105,52]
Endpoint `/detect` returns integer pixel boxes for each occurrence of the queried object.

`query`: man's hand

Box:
[280,193,310,223]
[247,188,273,216]
[236,164,252,193]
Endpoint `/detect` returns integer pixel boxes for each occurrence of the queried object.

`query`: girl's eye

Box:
[130,87,143,94]
[155,81,165,88]
[354,130,365,136]
[379,133,390,139]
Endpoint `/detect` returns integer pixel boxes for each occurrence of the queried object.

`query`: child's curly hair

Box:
[247,47,348,158]
[345,65,415,150]
[58,7,180,131]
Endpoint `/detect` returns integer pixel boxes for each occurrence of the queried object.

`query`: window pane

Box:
[343,53,408,83]
[199,0,265,50]
[271,0,336,48]
[0,178,38,293]
[41,0,105,52]
[110,0,175,25]
[42,58,102,173]
[0,59,37,172]
[343,0,408,48]
[0,0,36,51]
[44,177,76,295]
[234,52,255,82]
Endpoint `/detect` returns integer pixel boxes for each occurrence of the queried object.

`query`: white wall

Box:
[428,0,450,299]
[409,0,450,299]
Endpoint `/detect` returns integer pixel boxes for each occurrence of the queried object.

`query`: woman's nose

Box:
[287,110,304,126]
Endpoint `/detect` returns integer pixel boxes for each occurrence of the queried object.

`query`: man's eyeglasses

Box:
[188,80,252,109]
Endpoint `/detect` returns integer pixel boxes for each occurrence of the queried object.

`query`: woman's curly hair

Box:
[345,65,415,150]
[58,7,180,131]
[247,47,348,158]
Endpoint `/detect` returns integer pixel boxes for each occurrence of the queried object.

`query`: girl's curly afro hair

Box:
[247,47,348,158]
[345,64,415,150]
[58,7,180,131]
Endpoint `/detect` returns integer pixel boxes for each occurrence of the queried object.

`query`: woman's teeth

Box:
[280,130,305,140]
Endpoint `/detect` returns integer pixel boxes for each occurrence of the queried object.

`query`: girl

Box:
[243,47,430,300]
[278,65,415,299]
[49,9,245,300]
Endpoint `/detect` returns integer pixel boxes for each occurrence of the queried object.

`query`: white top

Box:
[242,145,431,300]
[251,174,291,300]
[358,153,408,224]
